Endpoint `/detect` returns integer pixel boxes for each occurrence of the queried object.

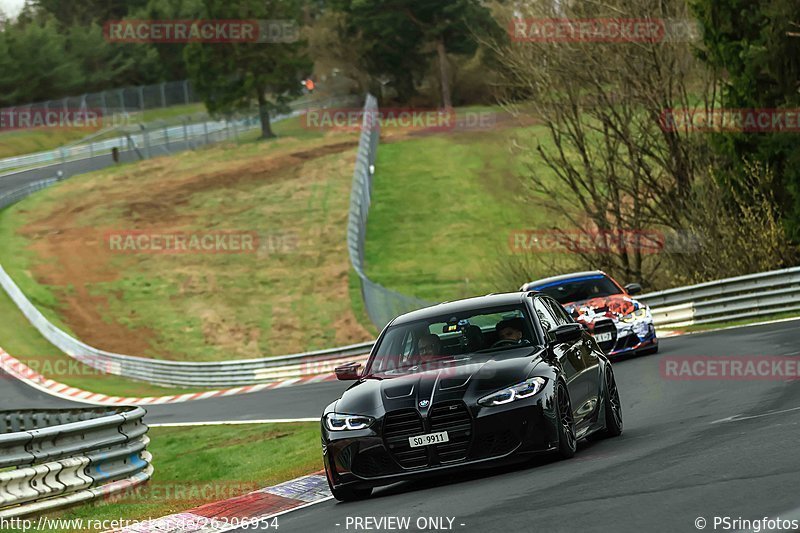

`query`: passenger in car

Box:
[495,318,524,343]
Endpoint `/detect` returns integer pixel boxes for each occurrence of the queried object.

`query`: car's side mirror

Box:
[552,323,583,343]
[624,282,642,295]
[334,362,362,381]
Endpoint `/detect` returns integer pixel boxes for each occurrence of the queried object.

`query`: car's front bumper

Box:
[608,321,657,357]
[322,396,559,491]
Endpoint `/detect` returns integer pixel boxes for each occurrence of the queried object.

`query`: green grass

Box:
[0,104,209,161]
[364,116,565,302]
[0,124,372,364]
[6,423,322,532]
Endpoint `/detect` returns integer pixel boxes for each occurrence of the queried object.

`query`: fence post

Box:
[183,80,191,105]
[160,82,167,109]
[141,125,151,159]
[138,86,145,112]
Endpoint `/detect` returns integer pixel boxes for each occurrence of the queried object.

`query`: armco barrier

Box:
[0,266,372,388]
[640,266,800,328]
[0,406,152,518]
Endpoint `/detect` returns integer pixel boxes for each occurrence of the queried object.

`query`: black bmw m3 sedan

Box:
[322,291,623,501]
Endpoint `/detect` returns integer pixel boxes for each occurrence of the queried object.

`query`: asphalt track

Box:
[3,320,800,532]
[234,319,798,533]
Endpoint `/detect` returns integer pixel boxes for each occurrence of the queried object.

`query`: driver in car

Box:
[417,333,442,362]
[494,318,524,346]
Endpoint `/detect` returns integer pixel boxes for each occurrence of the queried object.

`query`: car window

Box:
[533,298,558,335]
[366,304,535,376]
[534,274,622,304]
[545,298,573,325]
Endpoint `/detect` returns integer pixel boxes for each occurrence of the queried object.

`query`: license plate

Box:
[595,331,613,342]
[408,431,449,448]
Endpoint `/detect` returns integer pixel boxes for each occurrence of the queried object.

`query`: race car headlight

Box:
[478,377,547,406]
[324,413,375,431]
[621,307,650,323]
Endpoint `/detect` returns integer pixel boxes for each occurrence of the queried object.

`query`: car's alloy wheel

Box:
[590,366,623,440]
[605,367,623,436]
[556,381,576,458]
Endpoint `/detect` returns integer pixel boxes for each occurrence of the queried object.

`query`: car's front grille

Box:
[613,332,640,351]
[383,409,428,468]
[429,401,472,463]
[472,429,520,459]
[352,447,397,478]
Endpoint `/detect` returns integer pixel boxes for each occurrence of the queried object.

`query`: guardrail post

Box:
[160,82,167,109]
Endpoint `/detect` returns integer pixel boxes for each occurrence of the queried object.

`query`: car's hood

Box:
[335,347,545,416]
[563,293,645,323]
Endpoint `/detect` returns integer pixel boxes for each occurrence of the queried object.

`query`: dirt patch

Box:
[15,137,369,359]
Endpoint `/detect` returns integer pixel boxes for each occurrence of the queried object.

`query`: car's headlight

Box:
[621,307,649,323]
[324,413,374,431]
[478,377,547,406]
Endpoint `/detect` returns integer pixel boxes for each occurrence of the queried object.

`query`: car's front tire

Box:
[556,380,576,458]
[590,365,623,440]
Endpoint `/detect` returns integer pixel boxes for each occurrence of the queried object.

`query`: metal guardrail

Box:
[0,115,274,176]
[0,95,359,178]
[0,96,373,389]
[346,95,433,329]
[640,267,800,328]
[0,406,152,518]
[0,264,372,387]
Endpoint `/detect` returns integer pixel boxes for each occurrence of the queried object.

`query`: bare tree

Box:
[486,0,721,287]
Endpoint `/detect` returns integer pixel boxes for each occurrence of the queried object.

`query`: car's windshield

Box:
[365,304,536,377]
[533,275,622,304]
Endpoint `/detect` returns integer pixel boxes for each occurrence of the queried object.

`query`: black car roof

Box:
[520,270,608,291]
[390,292,533,326]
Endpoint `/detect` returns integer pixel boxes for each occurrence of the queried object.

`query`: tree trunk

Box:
[257,89,275,139]
[436,39,452,109]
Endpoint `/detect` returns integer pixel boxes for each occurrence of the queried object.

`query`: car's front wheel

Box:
[556,380,576,459]
[590,365,623,440]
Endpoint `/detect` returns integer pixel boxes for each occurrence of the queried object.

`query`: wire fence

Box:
[347,95,433,330]
[0,80,199,127]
